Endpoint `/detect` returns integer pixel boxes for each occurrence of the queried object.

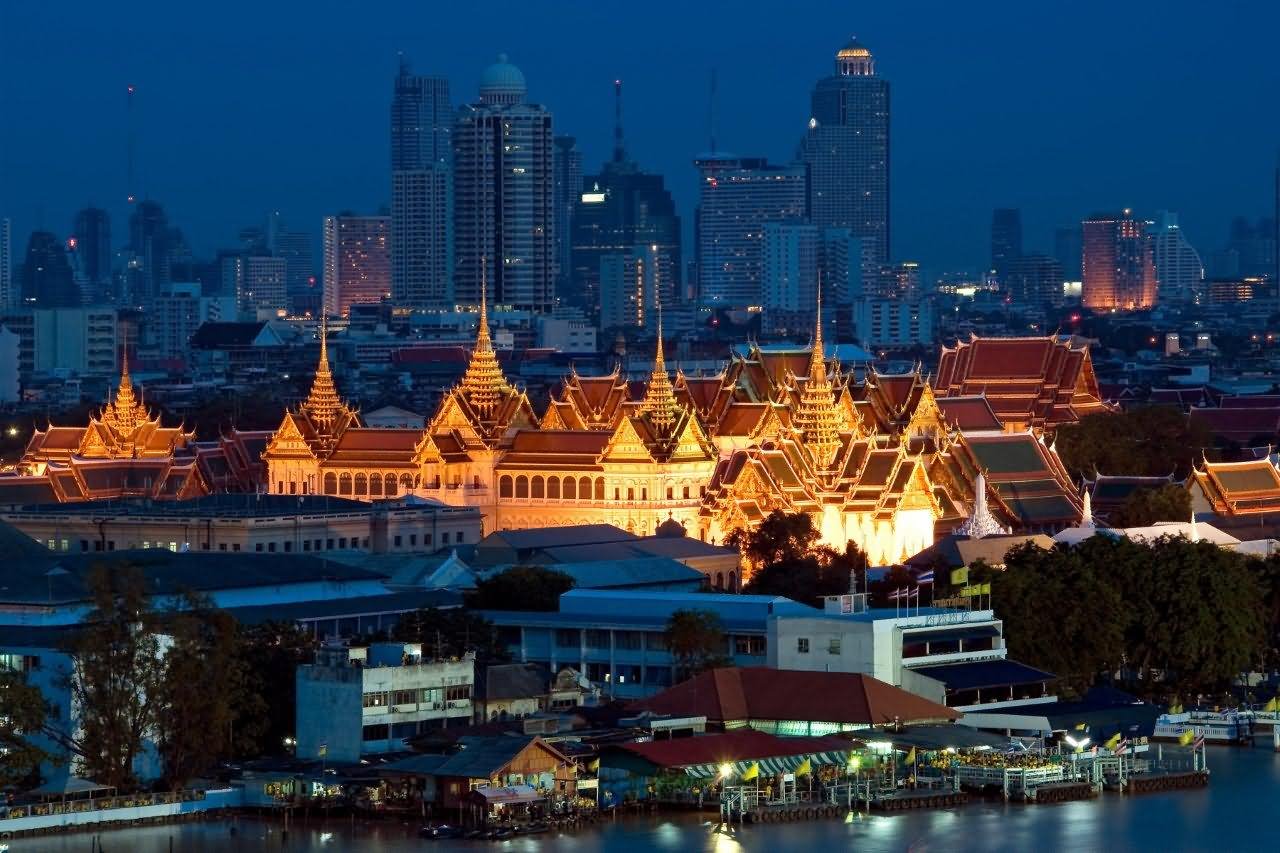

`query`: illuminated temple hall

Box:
[0,357,267,502]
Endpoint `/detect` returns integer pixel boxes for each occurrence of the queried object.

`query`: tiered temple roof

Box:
[935,335,1112,430]
[1189,458,1280,517]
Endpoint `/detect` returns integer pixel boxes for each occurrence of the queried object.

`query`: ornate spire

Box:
[303,316,343,431]
[638,299,680,436]
[1079,487,1095,529]
[793,277,843,470]
[102,347,149,435]
[955,472,1011,539]
[459,263,511,419]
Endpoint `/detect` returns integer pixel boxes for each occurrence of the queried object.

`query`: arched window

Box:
[516,476,529,498]
[715,571,724,590]
[323,473,337,495]
[729,570,738,592]
[594,478,605,501]
[499,475,514,498]
[369,474,383,496]
[532,476,544,499]
[354,473,367,496]
[547,477,560,499]
[579,476,591,500]
[384,474,398,496]
[338,473,352,496]
[400,473,413,490]
[564,477,577,500]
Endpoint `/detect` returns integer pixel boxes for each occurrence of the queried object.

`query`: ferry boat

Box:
[1152,710,1252,744]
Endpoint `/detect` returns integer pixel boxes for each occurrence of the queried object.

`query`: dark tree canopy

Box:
[1109,484,1193,528]
[392,607,510,665]
[735,511,867,605]
[0,670,55,787]
[468,565,576,612]
[234,620,315,759]
[1055,406,1209,480]
[996,536,1265,696]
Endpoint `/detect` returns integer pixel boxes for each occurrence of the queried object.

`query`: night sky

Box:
[2,0,1277,276]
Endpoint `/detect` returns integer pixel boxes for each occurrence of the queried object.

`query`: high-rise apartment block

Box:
[694,155,806,309]
[1149,211,1204,305]
[990,208,1022,283]
[323,216,391,317]
[553,135,583,300]
[453,55,555,313]
[1082,210,1157,310]
[761,222,819,334]
[390,61,453,311]
[798,39,890,266]
[224,255,288,318]
[599,244,674,331]
[1003,253,1064,308]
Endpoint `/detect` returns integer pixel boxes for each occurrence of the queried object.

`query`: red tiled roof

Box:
[1189,408,1280,442]
[629,667,958,726]
[615,730,852,770]
[936,397,1004,432]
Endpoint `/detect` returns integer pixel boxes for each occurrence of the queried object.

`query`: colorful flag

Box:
[917,570,935,585]
[1178,729,1195,746]
[905,747,917,764]
[795,758,812,776]
[979,582,992,595]
[1104,733,1121,751]
[741,762,759,781]
[1115,739,1129,756]
[1074,722,1087,731]
[1263,697,1277,713]
[1193,734,1205,750]
[950,567,969,586]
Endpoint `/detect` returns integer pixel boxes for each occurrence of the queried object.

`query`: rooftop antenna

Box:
[708,68,719,154]
[612,78,626,164]
[126,84,137,205]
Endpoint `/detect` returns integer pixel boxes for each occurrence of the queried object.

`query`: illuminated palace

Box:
[262,300,718,537]
[0,356,266,503]
[264,297,1088,565]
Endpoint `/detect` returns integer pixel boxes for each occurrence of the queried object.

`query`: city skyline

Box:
[2,1,1278,277]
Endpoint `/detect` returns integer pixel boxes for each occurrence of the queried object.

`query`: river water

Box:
[18,746,1280,852]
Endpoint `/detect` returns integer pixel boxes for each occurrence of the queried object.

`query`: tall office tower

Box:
[223,255,288,317]
[392,167,453,310]
[572,81,681,318]
[1149,211,1204,304]
[599,244,674,331]
[453,55,555,313]
[0,218,11,308]
[390,59,453,311]
[553,135,583,300]
[990,208,1022,283]
[20,231,81,307]
[1225,215,1277,279]
[1082,210,1157,310]
[271,227,316,314]
[126,200,178,305]
[1003,253,1064,309]
[694,155,806,309]
[71,207,112,290]
[797,38,890,266]
[761,222,819,334]
[820,228,868,309]
[391,57,452,171]
[1054,226,1083,283]
[323,215,391,317]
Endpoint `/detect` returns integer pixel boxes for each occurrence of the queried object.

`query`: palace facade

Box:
[0,357,267,504]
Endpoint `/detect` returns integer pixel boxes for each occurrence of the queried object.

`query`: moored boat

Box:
[1152,710,1251,744]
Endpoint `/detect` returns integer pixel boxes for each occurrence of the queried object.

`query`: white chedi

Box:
[954,472,1010,539]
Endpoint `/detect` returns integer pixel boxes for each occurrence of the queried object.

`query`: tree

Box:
[392,608,510,665]
[665,609,729,681]
[1109,484,1192,528]
[468,566,575,612]
[234,620,316,758]
[61,565,166,790]
[1055,406,1210,480]
[0,670,55,786]
[155,593,255,789]
[726,510,819,569]
[734,511,868,605]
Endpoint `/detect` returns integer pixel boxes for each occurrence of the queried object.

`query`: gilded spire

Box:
[460,263,512,419]
[102,347,148,435]
[638,299,680,436]
[303,316,343,430]
[794,277,843,470]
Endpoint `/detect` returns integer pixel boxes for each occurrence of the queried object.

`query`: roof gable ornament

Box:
[792,276,844,472]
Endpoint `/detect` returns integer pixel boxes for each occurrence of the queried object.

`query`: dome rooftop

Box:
[479,53,527,103]
[836,38,872,59]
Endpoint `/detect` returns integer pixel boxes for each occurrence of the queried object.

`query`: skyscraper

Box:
[224,255,288,317]
[694,155,806,309]
[990,208,1022,283]
[271,225,316,315]
[572,81,681,319]
[323,215,391,317]
[553,135,583,301]
[1054,225,1083,282]
[1003,253,1064,308]
[761,222,819,334]
[598,244,673,331]
[126,200,179,306]
[453,55,555,313]
[0,218,11,308]
[390,59,453,311]
[1149,211,1204,304]
[1082,210,1157,311]
[72,207,112,290]
[21,231,80,308]
[798,38,890,266]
